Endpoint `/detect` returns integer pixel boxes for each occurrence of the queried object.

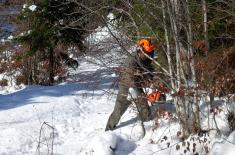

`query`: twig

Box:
[36,122,55,155]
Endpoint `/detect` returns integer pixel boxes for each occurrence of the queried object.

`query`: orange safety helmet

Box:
[138,39,156,53]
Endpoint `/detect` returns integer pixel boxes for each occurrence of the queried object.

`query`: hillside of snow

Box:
[1,51,235,155]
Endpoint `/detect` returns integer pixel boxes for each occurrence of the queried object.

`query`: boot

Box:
[105,124,116,131]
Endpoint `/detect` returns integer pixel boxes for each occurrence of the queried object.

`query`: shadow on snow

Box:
[0,68,117,110]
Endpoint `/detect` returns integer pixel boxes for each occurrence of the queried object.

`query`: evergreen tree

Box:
[16,0,111,85]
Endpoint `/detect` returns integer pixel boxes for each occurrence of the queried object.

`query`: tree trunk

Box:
[202,0,209,54]
[185,0,201,132]
[161,0,175,90]
[202,0,214,109]
[167,0,190,137]
[49,47,54,85]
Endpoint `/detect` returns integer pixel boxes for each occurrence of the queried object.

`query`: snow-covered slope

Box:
[0,52,235,155]
[0,54,117,155]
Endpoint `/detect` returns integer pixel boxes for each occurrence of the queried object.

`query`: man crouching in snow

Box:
[105,38,159,131]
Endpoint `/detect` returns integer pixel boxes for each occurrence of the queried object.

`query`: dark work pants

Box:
[105,84,150,131]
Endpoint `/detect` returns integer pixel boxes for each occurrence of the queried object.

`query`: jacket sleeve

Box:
[118,56,136,87]
[143,64,154,81]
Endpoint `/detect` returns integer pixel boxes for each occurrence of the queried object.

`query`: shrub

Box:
[0,79,8,87]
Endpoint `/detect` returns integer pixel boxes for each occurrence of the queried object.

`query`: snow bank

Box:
[81,132,118,155]
[210,131,235,155]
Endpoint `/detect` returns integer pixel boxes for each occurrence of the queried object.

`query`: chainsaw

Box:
[146,82,169,104]
[127,83,169,104]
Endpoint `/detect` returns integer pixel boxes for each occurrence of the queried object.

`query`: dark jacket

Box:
[119,53,154,89]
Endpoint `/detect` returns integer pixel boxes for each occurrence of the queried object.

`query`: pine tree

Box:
[15,0,111,85]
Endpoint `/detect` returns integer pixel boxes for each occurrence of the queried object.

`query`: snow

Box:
[22,4,37,12]
[88,13,119,43]
[0,52,235,154]
[210,131,235,155]
[1,35,15,43]
[0,54,117,154]
[82,132,118,155]
[23,4,28,9]
[7,35,13,40]
[1,17,235,154]
[28,5,37,12]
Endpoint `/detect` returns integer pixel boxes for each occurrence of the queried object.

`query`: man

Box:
[105,38,157,131]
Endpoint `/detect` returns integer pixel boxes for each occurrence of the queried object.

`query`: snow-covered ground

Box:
[0,54,117,155]
[1,51,235,155]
